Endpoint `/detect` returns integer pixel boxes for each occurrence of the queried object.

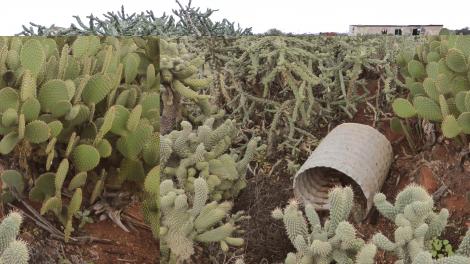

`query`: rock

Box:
[417,166,439,193]
[442,196,466,211]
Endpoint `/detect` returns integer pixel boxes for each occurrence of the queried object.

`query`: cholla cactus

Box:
[160,177,248,263]
[160,38,221,134]
[220,36,402,157]
[161,119,260,201]
[392,33,470,139]
[0,212,29,264]
[409,229,470,263]
[19,4,252,37]
[272,186,376,264]
[371,184,470,263]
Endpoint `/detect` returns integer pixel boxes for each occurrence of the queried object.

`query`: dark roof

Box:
[350,24,443,27]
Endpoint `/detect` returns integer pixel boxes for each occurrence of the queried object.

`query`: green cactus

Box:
[161,119,260,201]
[29,172,55,202]
[441,115,461,138]
[19,70,36,102]
[273,187,375,264]
[64,188,82,242]
[0,212,29,264]
[124,52,140,84]
[2,108,18,127]
[142,134,158,166]
[160,39,218,133]
[68,172,87,191]
[446,48,467,73]
[372,185,454,263]
[395,35,470,139]
[0,37,159,241]
[160,178,248,262]
[413,96,443,122]
[71,36,100,59]
[0,88,19,113]
[410,229,470,263]
[81,74,113,105]
[1,170,25,203]
[95,139,112,158]
[408,60,426,80]
[19,39,45,76]
[143,166,159,239]
[71,144,101,172]
[24,120,50,143]
[38,79,70,112]
[392,98,417,118]
[0,132,20,155]
[423,78,439,101]
[20,97,40,122]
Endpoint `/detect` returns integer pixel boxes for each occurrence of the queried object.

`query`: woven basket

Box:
[293,123,393,220]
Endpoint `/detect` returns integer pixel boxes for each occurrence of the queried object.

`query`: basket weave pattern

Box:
[293,123,393,217]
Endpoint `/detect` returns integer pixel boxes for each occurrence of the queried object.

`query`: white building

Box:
[349,25,443,36]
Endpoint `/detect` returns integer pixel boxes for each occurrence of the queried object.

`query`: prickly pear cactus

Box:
[0,36,159,240]
[372,184,470,263]
[159,177,249,263]
[0,212,29,264]
[161,119,260,202]
[143,166,159,239]
[392,33,470,139]
[272,186,376,264]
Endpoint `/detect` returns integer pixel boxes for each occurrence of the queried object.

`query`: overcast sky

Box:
[1,0,468,35]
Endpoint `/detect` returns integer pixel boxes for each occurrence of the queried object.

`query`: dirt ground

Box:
[14,201,158,264]
[10,201,159,264]
[223,78,470,264]
[0,160,158,264]
[160,74,470,263]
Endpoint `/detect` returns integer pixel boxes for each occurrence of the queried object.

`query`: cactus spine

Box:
[273,186,376,264]
[0,212,29,264]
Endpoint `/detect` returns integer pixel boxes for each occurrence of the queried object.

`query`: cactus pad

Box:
[392,98,416,118]
[81,74,113,105]
[38,79,70,112]
[413,96,443,121]
[71,145,100,172]
[20,39,45,76]
[446,48,468,73]
[441,115,461,138]
[24,120,50,143]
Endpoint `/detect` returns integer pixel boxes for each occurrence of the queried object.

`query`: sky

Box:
[1,0,468,35]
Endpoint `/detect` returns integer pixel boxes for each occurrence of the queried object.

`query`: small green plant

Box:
[429,237,454,259]
[75,210,94,229]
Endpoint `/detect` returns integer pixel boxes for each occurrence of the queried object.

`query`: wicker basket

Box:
[293,123,393,220]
